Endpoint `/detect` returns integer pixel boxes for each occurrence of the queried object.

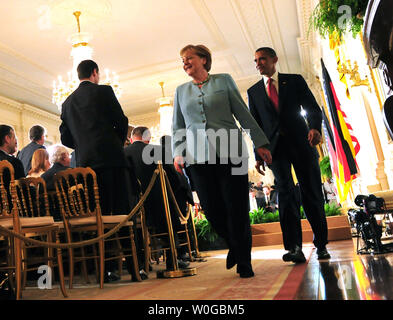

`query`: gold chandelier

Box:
[52,11,122,111]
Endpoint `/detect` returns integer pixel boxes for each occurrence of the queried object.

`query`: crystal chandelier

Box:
[52,11,122,111]
[150,82,173,144]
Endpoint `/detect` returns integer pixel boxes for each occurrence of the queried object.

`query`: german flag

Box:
[320,59,359,202]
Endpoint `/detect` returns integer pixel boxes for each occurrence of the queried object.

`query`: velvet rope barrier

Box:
[0,169,159,249]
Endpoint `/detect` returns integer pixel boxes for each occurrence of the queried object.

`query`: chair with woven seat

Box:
[0,160,67,299]
[0,160,21,299]
[54,167,141,289]
[14,176,67,297]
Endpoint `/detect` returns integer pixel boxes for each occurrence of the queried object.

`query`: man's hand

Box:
[255,160,266,175]
[255,147,272,175]
[174,156,185,174]
[308,129,321,146]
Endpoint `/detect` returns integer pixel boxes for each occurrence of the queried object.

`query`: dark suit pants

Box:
[270,136,328,251]
[187,160,252,267]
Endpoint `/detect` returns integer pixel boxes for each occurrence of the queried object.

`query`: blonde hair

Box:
[29,149,49,175]
[180,44,212,72]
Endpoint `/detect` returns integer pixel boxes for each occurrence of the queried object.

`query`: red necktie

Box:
[267,78,279,111]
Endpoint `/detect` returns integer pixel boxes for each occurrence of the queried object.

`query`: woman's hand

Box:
[174,156,185,174]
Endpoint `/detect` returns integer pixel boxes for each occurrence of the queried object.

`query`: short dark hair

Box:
[180,44,212,72]
[131,126,150,140]
[29,125,45,142]
[77,60,99,80]
[0,124,13,146]
[255,47,277,58]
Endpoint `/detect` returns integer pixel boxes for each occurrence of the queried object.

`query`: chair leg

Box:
[6,237,16,294]
[129,226,141,282]
[55,232,67,298]
[14,237,22,300]
[80,246,90,284]
[142,226,150,274]
[76,232,90,284]
[22,245,28,290]
[99,239,104,289]
[115,236,123,277]
[92,244,99,283]
[67,247,74,289]
[47,232,54,284]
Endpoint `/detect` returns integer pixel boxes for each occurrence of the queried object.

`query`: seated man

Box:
[0,124,25,179]
[41,145,71,222]
[17,125,46,176]
[124,127,190,270]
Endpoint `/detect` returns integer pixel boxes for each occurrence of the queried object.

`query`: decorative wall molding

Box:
[0,95,23,111]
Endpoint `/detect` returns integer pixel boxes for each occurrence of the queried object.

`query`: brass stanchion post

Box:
[189,205,208,261]
[156,162,196,278]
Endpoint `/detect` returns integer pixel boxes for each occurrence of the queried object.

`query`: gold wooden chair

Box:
[0,160,21,299]
[54,167,141,289]
[144,205,194,266]
[14,177,67,297]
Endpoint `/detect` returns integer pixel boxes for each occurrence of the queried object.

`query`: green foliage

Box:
[309,0,369,39]
[320,156,333,180]
[324,202,342,216]
[194,216,218,243]
[193,202,342,247]
[300,206,306,219]
[249,208,280,224]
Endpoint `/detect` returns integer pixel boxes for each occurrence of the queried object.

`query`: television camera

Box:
[348,194,393,254]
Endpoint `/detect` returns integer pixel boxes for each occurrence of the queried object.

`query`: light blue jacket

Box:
[172,73,269,165]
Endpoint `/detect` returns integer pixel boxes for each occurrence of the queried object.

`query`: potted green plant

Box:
[309,0,369,39]
[320,155,333,180]
[194,216,227,251]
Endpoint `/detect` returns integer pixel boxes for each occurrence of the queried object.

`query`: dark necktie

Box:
[267,78,279,111]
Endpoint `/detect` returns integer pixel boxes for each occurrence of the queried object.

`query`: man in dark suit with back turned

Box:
[17,125,46,175]
[247,47,330,262]
[59,59,137,282]
[124,127,190,270]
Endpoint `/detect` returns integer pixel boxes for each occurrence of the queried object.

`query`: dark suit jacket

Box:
[59,81,129,169]
[0,150,26,180]
[41,162,70,191]
[17,142,45,175]
[124,141,184,232]
[247,73,322,159]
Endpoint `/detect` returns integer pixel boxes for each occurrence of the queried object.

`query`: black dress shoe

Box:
[236,264,254,278]
[178,253,191,262]
[104,271,120,283]
[166,259,190,270]
[282,246,306,263]
[132,269,149,282]
[317,247,331,260]
[178,259,190,269]
[226,250,236,270]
